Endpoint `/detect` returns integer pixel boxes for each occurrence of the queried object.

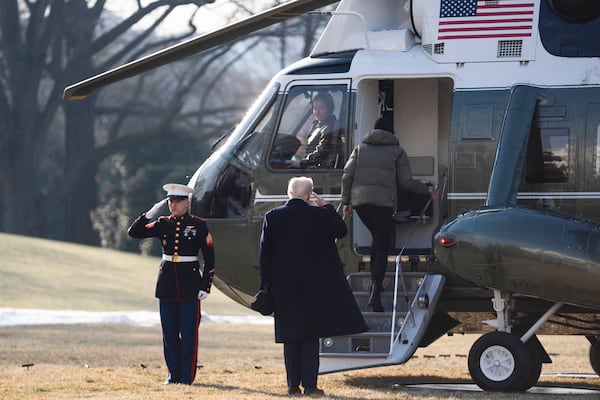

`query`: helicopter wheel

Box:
[468,331,533,391]
[511,324,544,391]
[512,341,542,392]
[588,336,600,376]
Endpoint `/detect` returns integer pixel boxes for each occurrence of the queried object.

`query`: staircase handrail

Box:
[388,168,448,355]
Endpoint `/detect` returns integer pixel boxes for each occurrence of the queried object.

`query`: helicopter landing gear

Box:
[468,290,562,392]
[468,331,535,391]
[586,335,600,376]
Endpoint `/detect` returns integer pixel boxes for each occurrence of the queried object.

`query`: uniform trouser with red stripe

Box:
[159,299,201,384]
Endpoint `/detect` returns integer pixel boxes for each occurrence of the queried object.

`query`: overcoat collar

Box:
[285,198,308,207]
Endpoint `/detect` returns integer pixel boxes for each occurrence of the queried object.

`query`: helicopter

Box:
[64,0,600,392]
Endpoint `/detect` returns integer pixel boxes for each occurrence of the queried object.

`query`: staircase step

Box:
[319,352,390,358]
[354,292,415,313]
[363,311,406,332]
[347,272,426,292]
[319,354,399,373]
[320,332,395,355]
[319,274,446,375]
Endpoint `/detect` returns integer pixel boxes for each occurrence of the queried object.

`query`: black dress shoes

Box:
[287,386,301,395]
[304,387,325,396]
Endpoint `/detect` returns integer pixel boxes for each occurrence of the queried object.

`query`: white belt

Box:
[162,254,198,262]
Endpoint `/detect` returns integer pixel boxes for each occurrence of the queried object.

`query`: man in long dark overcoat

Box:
[259,176,368,396]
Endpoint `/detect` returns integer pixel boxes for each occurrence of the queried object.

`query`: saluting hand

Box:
[311,191,326,207]
[145,198,167,219]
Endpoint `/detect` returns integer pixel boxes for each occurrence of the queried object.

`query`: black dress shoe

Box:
[287,386,301,395]
[304,387,325,396]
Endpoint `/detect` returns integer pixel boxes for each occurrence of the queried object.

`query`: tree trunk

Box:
[63,98,99,244]
[2,155,41,236]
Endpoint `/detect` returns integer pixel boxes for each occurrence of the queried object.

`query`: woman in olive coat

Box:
[341,118,434,312]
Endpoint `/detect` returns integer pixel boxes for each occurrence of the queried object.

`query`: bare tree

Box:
[0,0,331,246]
[0,0,215,243]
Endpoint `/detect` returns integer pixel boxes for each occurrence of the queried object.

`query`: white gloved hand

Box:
[145,198,167,219]
[197,290,208,301]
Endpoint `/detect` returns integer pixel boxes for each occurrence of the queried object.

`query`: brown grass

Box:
[1,323,599,400]
[1,233,600,399]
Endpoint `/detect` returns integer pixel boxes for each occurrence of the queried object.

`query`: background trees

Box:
[0,0,331,250]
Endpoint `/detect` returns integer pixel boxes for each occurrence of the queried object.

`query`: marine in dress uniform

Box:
[128,183,215,385]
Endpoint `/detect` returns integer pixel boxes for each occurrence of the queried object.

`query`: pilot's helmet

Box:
[163,183,193,201]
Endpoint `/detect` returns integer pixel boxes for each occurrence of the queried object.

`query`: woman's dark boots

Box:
[368,281,384,312]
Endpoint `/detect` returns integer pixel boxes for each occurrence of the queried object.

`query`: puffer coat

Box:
[341,128,428,208]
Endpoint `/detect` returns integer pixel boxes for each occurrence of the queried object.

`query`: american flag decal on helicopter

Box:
[438,0,534,40]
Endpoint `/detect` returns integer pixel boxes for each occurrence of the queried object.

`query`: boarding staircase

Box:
[320,173,448,373]
[318,256,445,373]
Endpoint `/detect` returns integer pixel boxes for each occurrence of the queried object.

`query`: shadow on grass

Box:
[344,374,600,398]
[195,381,397,400]
[346,374,472,392]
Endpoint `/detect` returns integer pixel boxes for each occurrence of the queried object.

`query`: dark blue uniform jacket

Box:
[128,212,215,301]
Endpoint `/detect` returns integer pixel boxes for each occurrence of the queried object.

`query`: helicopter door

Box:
[351,77,453,256]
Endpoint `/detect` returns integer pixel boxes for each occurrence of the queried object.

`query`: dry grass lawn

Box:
[1,233,600,399]
[1,324,600,400]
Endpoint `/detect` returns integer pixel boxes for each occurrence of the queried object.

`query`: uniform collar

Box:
[170,213,189,221]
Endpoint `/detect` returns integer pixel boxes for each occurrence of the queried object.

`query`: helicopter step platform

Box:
[348,271,426,295]
[319,273,445,374]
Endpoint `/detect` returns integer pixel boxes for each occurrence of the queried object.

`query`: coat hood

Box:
[362,129,399,146]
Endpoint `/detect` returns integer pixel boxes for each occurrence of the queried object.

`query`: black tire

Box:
[468,332,533,391]
[512,344,542,392]
[589,337,600,376]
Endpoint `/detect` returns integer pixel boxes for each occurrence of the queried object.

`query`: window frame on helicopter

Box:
[267,80,351,171]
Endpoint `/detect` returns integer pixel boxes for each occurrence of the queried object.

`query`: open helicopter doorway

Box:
[352,77,452,258]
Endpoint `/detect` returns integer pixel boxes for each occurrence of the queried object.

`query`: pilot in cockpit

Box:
[271,92,343,170]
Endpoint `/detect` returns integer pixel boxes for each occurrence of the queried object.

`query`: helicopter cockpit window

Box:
[191,85,280,219]
[233,87,280,170]
[268,85,347,170]
[525,128,569,183]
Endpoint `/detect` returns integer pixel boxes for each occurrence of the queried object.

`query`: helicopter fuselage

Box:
[189,3,600,327]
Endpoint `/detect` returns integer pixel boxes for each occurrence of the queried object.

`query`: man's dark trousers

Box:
[283,338,319,389]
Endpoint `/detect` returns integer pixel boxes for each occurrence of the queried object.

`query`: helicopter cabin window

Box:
[192,84,280,219]
[525,128,569,183]
[268,85,347,170]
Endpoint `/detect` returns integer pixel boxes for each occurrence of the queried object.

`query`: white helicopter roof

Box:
[309,0,600,90]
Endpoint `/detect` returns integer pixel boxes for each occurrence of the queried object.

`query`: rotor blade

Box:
[64,0,339,100]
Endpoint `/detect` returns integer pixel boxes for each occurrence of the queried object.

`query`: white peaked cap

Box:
[162,183,193,197]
